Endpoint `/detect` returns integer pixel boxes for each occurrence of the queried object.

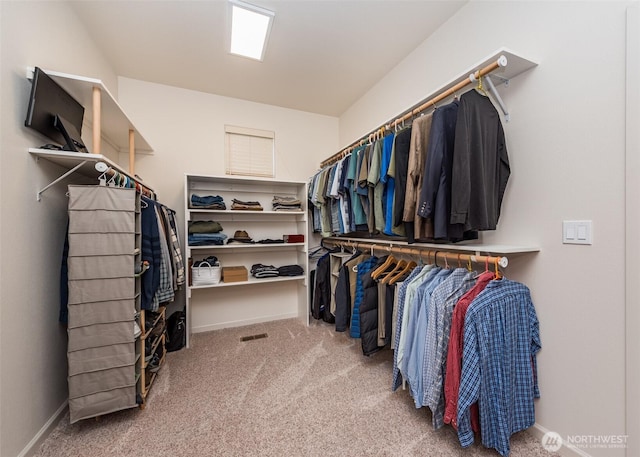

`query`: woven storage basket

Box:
[191,261,221,286]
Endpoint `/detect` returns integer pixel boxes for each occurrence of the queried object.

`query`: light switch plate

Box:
[563,220,592,245]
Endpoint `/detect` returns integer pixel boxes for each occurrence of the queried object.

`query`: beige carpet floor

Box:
[34,318,557,457]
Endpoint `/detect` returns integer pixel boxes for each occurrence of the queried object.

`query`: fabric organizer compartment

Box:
[67,343,136,376]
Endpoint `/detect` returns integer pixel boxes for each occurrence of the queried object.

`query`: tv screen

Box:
[25,67,86,151]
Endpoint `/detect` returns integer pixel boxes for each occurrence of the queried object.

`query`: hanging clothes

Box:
[349,255,379,338]
[422,268,477,428]
[368,138,384,233]
[456,279,541,457]
[358,256,389,356]
[403,113,434,243]
[334,251,368,332]
[391,127,412,233]
[443,270,495,432]
[380,132,397,236]
[391,265,424,391]
[450,89,510,232]
[417,100,462,241]
[141,196,161,311]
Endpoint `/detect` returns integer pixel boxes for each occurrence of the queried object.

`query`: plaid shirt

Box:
[422,269,476,426]
[391,266,424,391]
[457,279,541,457]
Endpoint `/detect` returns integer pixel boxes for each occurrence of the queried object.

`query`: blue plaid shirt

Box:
[422,269,475,424]
[457,279,541,457]
[391,266,424,391]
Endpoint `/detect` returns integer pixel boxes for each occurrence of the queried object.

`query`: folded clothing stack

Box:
[190,194,226,210]
[193,255,219,267]
[277,264,304,276]
[272,195,302,211]
[231,198,263,211]
[188,220,227,246]
[250,264,279,278]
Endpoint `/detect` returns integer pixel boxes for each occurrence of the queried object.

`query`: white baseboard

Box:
[530,423,593,457]
[191,312,299,334]
[18,400,68,457]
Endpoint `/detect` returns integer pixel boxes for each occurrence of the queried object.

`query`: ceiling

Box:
[70,0,467,117]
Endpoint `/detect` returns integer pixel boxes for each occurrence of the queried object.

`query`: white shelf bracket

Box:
[469,54,511,122]
[484,75,510,122]
[37,160,88,201]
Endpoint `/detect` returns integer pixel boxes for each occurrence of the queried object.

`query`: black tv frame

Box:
[25,67,87,152]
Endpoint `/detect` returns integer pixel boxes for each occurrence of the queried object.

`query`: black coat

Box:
[359,256,389,356]
[312,252,335,323]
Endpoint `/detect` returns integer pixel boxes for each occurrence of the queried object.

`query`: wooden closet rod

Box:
[320,56,507,168]
[322,238,508,269]
[95,161,155,198]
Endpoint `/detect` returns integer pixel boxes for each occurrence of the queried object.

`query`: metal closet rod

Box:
[322,238,508,269]
[320,56,507,168]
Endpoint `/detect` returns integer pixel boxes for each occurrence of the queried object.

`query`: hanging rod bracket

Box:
[37,160,88,201]
[483,75,510,122]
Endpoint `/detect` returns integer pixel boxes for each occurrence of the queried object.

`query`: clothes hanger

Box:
[372,252,396,279]
[387,260,417,285]
[494,258,502,279]
[381,259,407,284]
[475,72,488,97]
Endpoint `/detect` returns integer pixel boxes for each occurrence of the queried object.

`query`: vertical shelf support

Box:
[129,129,135,175]
[92,86,101,154]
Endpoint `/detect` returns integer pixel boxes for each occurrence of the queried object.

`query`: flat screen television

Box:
[24,67,87,152]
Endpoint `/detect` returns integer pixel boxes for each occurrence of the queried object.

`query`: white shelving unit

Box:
[184,174,309,346]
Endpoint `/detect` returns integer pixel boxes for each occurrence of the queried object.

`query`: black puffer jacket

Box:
[359,256,389,356]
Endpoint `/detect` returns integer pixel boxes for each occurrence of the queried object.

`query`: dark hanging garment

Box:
[312,253,332,321]
[334,261,352,332]
[141,196,161,310]
[450,89,510,232]
[392,127,412,228]
[359,256,389,356]
[417,100,459,241]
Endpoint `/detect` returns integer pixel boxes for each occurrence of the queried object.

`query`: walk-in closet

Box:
[1,2,638,457]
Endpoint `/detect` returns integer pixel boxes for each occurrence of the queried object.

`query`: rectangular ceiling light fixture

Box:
[229,0,274,61]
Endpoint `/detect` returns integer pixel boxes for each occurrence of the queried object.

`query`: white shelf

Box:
[188,209,305,216]
[29,149,154,200]
[186,173,307,187]
[189,242,305,250]
[324,237,539,256]
[190,275,305,289]
[28,67,153,154]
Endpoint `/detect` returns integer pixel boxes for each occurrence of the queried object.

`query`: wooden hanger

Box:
[372,254,396,280]
[381,259,406,284]
[387,261,417,285]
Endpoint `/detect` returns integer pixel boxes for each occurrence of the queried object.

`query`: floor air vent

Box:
[240,333,268,342]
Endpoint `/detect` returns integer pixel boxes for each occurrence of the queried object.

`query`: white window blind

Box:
[225,125,275,177]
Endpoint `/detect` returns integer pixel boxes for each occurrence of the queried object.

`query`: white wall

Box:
[340,2,628,456]
[0,2,120,457]
[116,78,338,330]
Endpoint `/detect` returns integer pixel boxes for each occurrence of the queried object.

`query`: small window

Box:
[225,125,275,178]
